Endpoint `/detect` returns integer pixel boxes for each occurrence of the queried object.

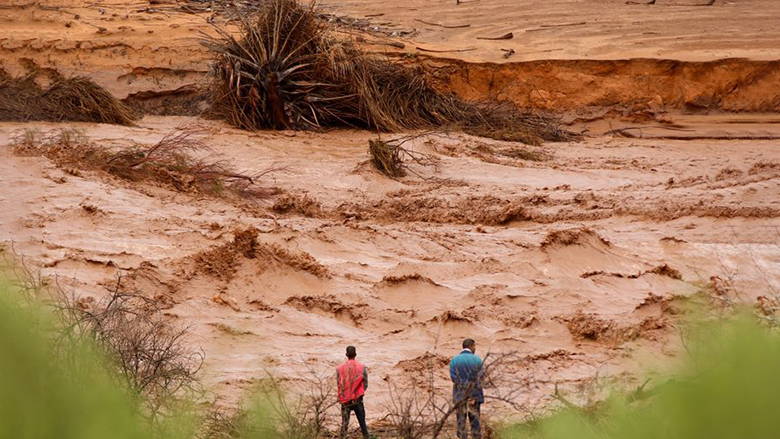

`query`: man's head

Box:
[346,345,357,359]
[462,338,476,353]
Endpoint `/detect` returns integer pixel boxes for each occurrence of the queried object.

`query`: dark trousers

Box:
[456,399,481,439]
[340,396,368,439]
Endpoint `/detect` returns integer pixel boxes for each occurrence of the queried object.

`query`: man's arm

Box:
[450,358,457,383]
[363,367,369,391]
[474,357,484,390]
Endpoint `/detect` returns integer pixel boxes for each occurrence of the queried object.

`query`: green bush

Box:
[0,278,192,439]
[502,315,780,439]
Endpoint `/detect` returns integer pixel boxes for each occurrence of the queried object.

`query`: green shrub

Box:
[0,278,193,439]
[502,315,780,439]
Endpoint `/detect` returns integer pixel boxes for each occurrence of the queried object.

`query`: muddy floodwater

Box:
[1,0,779,421]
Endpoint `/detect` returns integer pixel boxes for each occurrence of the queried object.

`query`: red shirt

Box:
[336,359,366,404]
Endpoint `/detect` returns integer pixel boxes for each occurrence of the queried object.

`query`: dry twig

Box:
[414,19,470,29]
[477,32,513,40]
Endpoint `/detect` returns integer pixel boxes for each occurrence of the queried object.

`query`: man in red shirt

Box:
[337,346,369,439]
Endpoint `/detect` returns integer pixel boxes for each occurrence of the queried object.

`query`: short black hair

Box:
[462,338,475,349]
[346,346,357,359]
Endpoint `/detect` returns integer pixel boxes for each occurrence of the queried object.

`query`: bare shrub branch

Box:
[0,242,48,304]
[11,127,279,198]
[52,274,205,421]
[2,247,204,423]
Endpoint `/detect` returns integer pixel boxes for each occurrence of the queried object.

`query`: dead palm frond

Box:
[203,0,571,145]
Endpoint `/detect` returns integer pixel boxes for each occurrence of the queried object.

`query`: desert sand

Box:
[2,0,780,427]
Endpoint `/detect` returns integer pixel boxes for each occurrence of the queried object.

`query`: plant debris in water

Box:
[0,69,135,125]
[368,134,437,178]
[203,0,570,145]
[12,128,271,197]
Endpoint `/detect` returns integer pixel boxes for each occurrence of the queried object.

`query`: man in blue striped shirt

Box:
[449,338,484,439]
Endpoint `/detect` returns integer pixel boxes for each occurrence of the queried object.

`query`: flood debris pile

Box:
[204,0,569,145]
[368,135,437,178]
[12,128,269,197]
[0,70,135,125]
[369,139,405,178]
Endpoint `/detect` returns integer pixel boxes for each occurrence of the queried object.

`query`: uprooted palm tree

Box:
[203,0,571,145]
